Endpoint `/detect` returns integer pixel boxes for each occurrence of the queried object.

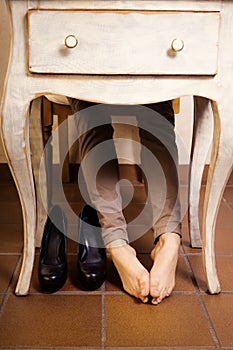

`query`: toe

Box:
[152,296,161,305]
[141,296,149,303]
[150,287,160,301]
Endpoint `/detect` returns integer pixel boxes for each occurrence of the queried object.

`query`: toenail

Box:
[142,297,148,303]
[152,298,159,305]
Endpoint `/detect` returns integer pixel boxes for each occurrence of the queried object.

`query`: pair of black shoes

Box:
[38,205,106,293]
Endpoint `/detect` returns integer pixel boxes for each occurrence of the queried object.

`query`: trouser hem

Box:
[153,223,182,245]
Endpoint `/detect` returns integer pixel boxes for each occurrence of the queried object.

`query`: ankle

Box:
[157,232,181,247]
[106,239,128,255]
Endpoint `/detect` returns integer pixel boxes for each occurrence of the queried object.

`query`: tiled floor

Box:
[0,163,233,349]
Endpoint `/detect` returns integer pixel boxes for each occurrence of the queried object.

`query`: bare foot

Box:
[108,244,150,303]
[150,232,180,305]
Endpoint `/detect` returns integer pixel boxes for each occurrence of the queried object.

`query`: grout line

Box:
[27,290,203,296]
[8,254,23,293]
[182,251,233,257]
[222,197,233,212]
[200,290,233,295]
[28,290,106,296]
[197,294,221,348]
[182,249,221,348]
[0,254,22,317]
[0,293,10,319]
[27,289,233,296]
[182,254,200,293]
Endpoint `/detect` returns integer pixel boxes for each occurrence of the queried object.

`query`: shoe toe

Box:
[79,264,106,290]
[39,263,67,293]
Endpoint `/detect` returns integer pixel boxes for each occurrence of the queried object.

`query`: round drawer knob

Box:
[171,38,184,52]
[64,35,78,48]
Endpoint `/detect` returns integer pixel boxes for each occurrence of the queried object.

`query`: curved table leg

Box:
[203,100,233,294]
[30,97,48,248]
[189,97,213,248]
[1,96,36,295]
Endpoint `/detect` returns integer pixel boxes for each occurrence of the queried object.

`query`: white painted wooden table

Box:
[1,0,233,295]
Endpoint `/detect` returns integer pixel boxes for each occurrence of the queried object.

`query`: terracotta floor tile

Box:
[0,294,102,348]
[188,255,233,292]
[0,223,23,253]
[182,222,233,255]
[215,227,233,254]
[105,256,122,292]
[202,294,233,347]
[130,228,154,253]
[175,256,197,292]
[0,255,20,292]
[105,294,213,348]
[0,294,4,307]
[182,193,233,233]
[223,186,233,205]
[1,163,232,349]
[186,201,233,233]
[181,226,202,254]
[106,254,195,292]
[215,202,233,227]
[227,170,233,185]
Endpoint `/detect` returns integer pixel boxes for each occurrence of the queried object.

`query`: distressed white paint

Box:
[28,11,220,75]
[1,0,233,296]
[37,1,222,11]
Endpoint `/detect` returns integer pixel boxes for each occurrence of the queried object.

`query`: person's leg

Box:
[140,101,182,304]
[70,99,128,245]
[70,100,149,302]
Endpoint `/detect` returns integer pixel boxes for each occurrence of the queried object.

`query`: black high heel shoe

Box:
[38,205,67,293]
[78,205,106,290]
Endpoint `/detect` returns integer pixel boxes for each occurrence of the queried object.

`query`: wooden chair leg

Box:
[57,112,70,183]
[53,103,73,183]
[41,96,53,210]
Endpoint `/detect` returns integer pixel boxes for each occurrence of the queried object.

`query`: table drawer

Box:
[28,10,220,75]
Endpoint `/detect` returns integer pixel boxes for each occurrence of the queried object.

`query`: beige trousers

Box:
[70,99,181,246]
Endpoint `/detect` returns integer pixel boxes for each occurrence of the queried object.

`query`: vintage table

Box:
[1,0,233,295]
